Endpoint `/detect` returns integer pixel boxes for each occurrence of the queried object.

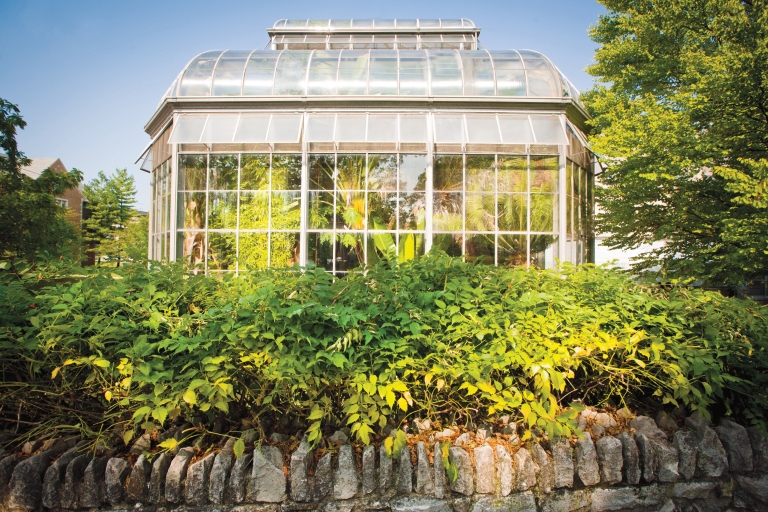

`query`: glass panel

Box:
[178,192,206,229]
[498,156,527,193]
[336,233,364,272]
[240,154,269,190]
[399,114,428,142]
[353,19,374,28]
[368,154,398,190]
[530,116,568,145]
[442,19,463,28]
[498,194,527,231]
[519,50,551,69]
[309,154,334,190]
[396,35,418,50]
[396,19,417,28]
[434,115,465,143]
[461,51,495,96]
[432,233,462,256]
[530,194,557,232]
[209,155,238,190]
[420,19,441,28]
[367,114,397,141]
[531,234,558,269]
[490,51,527,96]
[309,191,335,229]
[335,114,367,142]
[274,51,312,95]
[367,191,397,230]
[369,51,398,94]
[498,115,535,144]
[207,232,236,270]
[399,51,428,95]
[270,232,300,267]
[527,69,560,97]
[306,114,336,142]
[428,51,463,95]
[272,154,302,190]
[243,52,281,95]
[398,232,425,262]
[399,192,426,230]
[266,114,302,142]
[336,154,367,190]
[433,192,463,231]
[178,155,206,190]
[233,114,270,143]
[531,156,558,193]
[373,19,396,28]
[498,234,527,266]
[286,19,308,28]
[179,51,222,96]
[200,115,239,143]
[466,155,495,192]
[271,191,301,229]
[330,19,352,29]
[239,192,269,229]
[371,35,395,50]
[566,162,574,236]
[367,232,397,263]
[465,234,494,264]
[434,155,463,191]
[336,191,365,230]
[169,115,207,144]
[238,232,269,270]
[307,51,339,95]
[329,35,350,49]
[308,19,329,28]
[207,192,238,230]
[212,51,250,96]
[465,193,495,231]
[307,232,333,270]
[337,51,369,94]
[465,115,501,144]
[178,231,206,267]
[400,154,427,192]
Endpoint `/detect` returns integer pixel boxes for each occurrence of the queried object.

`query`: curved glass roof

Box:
[271,19,476,30]
[165,49,582,107]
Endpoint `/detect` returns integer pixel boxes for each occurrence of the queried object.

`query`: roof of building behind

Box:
[20,158,63,179]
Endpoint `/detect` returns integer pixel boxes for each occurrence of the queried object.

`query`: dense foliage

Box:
[1,256,766,449]
[584,0,768,285]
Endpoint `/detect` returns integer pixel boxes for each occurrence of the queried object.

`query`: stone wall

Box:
[1,413,766,512]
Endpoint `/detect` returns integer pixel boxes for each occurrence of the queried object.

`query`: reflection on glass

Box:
[531,156,558,193]
[239,232,269,270]
[367,232,397,263]
[432,233,462,256]
[179,231,205,267]
[270,232,300,267]
[498,194,527,232]
[498,156,527,192]
[240,155,269,190]
[179,155,206,190]
[400,154,427,192]
[434,155,463,191]
[207,192,238,230]
[336,191,365,230]
[271,192,301,229]
[209,155,238,190]
[466,234,495,264]
[272,154,302,190]
[208,232,235,270]
[308,192,334,229]
[309,154,334,190]
[498,234,527,266]
[239,192,269,230]
[398,233,425,263]
[367,191,397,230]
[336,154,367,190]
[433,192,462,231]
[531,235,558,269]
[466,155,495,192]
[368,154,398,190]
[465,193,495,231]
[308,232,333,270]
[531,194,557,232]
[336,233,363,271]
[399,193,426,230]
[178,192,206,229]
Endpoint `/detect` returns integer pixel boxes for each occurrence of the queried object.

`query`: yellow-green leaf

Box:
[183,389,197,405]
[397,397,408,412]
[158,438,178,450]
[233,438,245,458]
[123,429,134,446]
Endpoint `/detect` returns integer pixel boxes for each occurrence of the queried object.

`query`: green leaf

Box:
[123,429,135,445]
[233,438,245,458]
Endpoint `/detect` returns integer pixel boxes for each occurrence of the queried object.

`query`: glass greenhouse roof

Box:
[164,49,582,106]
[271,19,477,30]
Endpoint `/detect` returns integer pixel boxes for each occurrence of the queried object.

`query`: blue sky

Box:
[0,0,606,211]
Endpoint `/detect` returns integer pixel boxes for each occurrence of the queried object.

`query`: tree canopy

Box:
[584,0,768,285]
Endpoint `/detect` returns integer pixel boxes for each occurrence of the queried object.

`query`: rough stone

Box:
[334,445,359,500]
[362,444,377,495]
[575,432,600,487]
[454,432,471,447]
[130,432,152,455]
[314,453,333,501]
[390,496,452,512]
[125,453,151,502]
[733,474,768,506]
[631,415,667,439]
[656,411,679,432]
[329,430,349,445]
[635,434,657,482]
[616,407,633,420]
[449,446,473,496]
[104,457,131,505]
[42,447,79,509]
[164,446,194,503]
[415,442,434,495]
[596,436,623,485]
[514,447,536,491]
[434,442,447,499]
[591,484,668,511]
[80,454,110,508]
[590,424,605,437]
[379,444,393,493]
[184,452,215,506]
[538,488,591,512]
[476,426,493,442]
[21,439,43,455]
[594,412,617,429]
[747,426,768,471]
[434,428,456,439]
[453,496,472,512]
[616,432,640,484]
[41,437,77,454]
[673,430,698,480]
[551,438,574,489]
[684,411,711,433]
[248,445,286,503]
[412,418,432,433]
[530,443,553,494]
[396,445,412,495]
[227,453,252,504]
[696,426,729,478]
[208,438,235,504]
[0,454,20,504]
[148,451,173,503]
[9,450,52,510]
[715,418,753,473]
[470,492,537,512]
[473,444,494,494]
[652,438,680,483]
[269,432,287,443]
[61,453,91,509]
[290,438,312,502]
[495,445,514,497]
[672,481,717,499]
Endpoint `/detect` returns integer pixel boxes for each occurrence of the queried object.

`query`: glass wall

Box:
[150,160,171,261]
[565,159,593,265]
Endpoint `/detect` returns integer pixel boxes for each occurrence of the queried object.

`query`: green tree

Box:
[0,98,83,260]
[584,0,768,285]
[83,169,137,266]
[123,214,149,262]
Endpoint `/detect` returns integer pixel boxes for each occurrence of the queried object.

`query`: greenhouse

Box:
[140,19,595,274]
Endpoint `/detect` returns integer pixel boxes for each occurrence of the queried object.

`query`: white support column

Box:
[424,111,434,253]
[558,141,568,264]
[299,112,309,266]
[169,115,179,262]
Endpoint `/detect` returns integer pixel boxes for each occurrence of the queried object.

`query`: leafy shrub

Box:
[0,254,766,448]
